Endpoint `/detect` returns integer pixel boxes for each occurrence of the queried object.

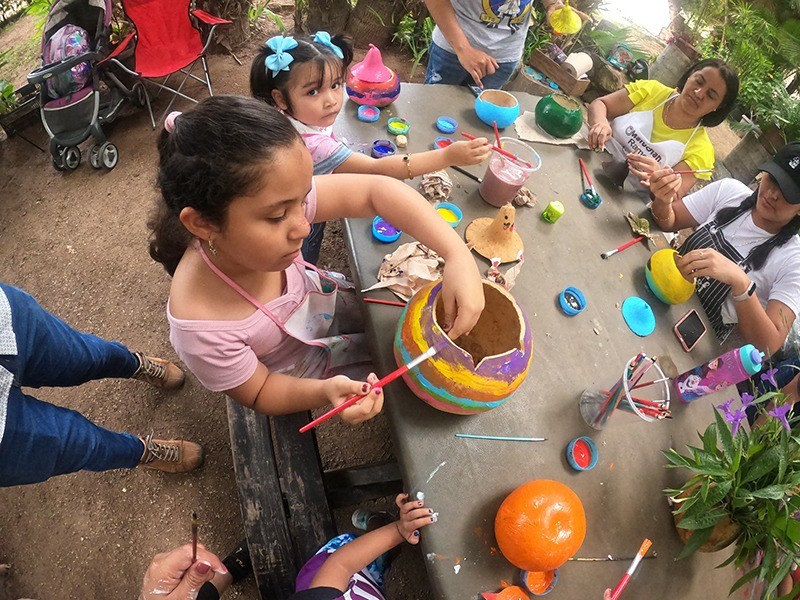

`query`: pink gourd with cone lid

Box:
[346,44,400,107]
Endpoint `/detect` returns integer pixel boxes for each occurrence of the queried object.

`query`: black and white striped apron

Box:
[679,212,760,342]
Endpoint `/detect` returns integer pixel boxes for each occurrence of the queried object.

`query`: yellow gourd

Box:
[549,1,582,35]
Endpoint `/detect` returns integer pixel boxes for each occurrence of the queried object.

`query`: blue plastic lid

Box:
[559,286,587,316]
[371,216,402,243]
[566,436,598,471]
[739,344,764,376]
[621,296,655,337]
[357,105,380,122]
[436,116,458,134]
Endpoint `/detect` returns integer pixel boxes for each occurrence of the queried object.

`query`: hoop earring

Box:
[208,239,217,256]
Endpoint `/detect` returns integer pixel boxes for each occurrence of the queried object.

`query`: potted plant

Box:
[664,386,800,598]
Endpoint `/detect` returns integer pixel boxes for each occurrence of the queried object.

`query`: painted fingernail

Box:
[413,530,420,537]
[362,384,369,393]
[418,501,424,507]
[196,562,211,574]
[428,508,434,514]
[442,323,452,332]
[374,387,382,395]
[431,512,439,523]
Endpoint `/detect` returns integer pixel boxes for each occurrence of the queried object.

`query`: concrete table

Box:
[337,83,738,600]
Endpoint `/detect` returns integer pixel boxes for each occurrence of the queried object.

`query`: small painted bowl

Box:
[371,139,397,159]
[433,136,453,149]
[357,105,380,122]
[534,93,583,139]
[436,116,458,134]
[475,89,520,129]
[387,117,410,135]
[372,216,402,243]
[566,437,598,471]
[433,202,463,227]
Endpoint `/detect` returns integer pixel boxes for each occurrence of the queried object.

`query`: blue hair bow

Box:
[265,35,298,76]
[312,31,344,60]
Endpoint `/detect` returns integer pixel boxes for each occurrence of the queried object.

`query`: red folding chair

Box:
[105,0,230,128]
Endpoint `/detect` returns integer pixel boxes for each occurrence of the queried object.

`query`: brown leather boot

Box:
[138,433,204,473]
[132,352,185,390]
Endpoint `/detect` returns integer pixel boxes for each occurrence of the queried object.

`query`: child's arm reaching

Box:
[227,368,383,423]
[334,138,491,180]
[308,494,435,593]
[314,173,485,339]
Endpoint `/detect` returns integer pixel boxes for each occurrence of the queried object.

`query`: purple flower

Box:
[761,368,779,389]
[725,408,748,436]
[740,392,756,409]
[768,404,792,431]
[717,398,736,414]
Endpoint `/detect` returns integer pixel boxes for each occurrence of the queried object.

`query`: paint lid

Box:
[433,136,453,149]
[357,104,380,122]
[566,436,598,471]
[621,296,655,337]
[739,344,764,376]
[371,139,397,159]
[371,216,402,243]
[580,190,602,209]
[387,117,410,135]
[436,116,458,134]
[350,44,393,83]
[521,568,559,596]
[433,202,463,228]
[559,286,587,316]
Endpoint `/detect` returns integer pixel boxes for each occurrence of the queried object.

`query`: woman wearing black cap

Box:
[649,141,800,357]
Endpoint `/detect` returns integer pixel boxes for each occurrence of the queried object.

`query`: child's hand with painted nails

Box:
[327,373,383,425]
[394,493,437,545]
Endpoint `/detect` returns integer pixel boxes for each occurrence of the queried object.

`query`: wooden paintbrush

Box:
[191,512,198,563]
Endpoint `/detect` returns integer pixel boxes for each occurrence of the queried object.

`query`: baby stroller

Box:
[27,0,147,171]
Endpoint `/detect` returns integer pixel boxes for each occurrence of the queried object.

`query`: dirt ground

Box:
[0,9,743,600]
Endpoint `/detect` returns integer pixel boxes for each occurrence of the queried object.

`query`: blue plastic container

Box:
[566,436,598,471]
[372,216,402,243]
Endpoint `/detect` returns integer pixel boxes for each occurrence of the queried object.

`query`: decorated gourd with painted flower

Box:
[393,279,533,415]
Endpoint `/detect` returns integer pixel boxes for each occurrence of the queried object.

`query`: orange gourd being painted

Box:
[495,480,586,572]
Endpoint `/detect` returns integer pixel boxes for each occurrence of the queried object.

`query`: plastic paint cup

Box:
[371,216,402,243]
[433,136,453,149]
[541,200,565,223]
[371,139,397,158]
[478,137,541,207]
[566,436,598,471]
[521,568,559,596]
[436,116,458,134]
[387,117,410,135]
[433,202,463,227]
[357,105,380,122]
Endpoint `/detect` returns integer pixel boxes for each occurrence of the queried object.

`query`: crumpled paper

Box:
[361,241,444,301]
[486,251,524,291]
[515,108,591,150]
[419,170,452,202]
[513,186,537,207]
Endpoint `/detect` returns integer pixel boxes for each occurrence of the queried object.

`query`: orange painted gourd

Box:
[495,480,586,572]
[393,279,533,414]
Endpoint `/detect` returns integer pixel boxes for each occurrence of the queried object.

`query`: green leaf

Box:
[764,555,793,597]
[729,566,760,594]
[747,484,787,500]
[676,508,728,530]
[663,449,697,470]
[676,526,714,560]
[715,408,734,462]
[740,446,781,485]
[703,424,718,454]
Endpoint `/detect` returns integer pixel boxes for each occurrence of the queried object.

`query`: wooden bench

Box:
[227,400,403,599]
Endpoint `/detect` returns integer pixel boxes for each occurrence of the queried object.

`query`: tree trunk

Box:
[296,0,352,34]
[346,0,404,48]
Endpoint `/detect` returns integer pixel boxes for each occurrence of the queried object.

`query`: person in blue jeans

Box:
[424,0,565,89]
[0,282,203,487]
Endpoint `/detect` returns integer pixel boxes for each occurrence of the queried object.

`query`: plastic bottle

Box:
[674,344,764,404]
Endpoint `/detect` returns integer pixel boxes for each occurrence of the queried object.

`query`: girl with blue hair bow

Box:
[250,32,491,265]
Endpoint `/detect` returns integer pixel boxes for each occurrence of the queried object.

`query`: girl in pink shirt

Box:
[149,96,484,423]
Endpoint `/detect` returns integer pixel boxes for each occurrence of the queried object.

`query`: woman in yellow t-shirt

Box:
[587,59,739,198]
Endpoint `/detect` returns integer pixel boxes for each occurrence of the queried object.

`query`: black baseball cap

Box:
[759,141,800,204]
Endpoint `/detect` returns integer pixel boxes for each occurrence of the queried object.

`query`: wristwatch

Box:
[732,280,757,302]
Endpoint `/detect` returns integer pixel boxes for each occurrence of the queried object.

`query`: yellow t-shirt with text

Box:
[624,79,714,180]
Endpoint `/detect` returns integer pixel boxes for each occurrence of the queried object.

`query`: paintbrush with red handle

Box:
[601,236,646,259]
[610,539,652,600]
[299,346,439,433]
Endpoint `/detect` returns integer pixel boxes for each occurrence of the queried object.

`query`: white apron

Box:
[606,94,700,194]
[198,243,370,379]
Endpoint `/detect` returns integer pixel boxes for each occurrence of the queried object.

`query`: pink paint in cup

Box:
[478,138,541,207]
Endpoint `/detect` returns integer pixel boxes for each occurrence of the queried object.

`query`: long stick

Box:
[455,433,547,442]
[191,512,198,563]
[601,236,646,259]
[461,132,531,167]
[299,347,438,433]
[363,297,406,307]
[671,169,714,175]
[610,539,653,600]
[570,553,657,562]
[578,157,597,194]
[450,165,482,183]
